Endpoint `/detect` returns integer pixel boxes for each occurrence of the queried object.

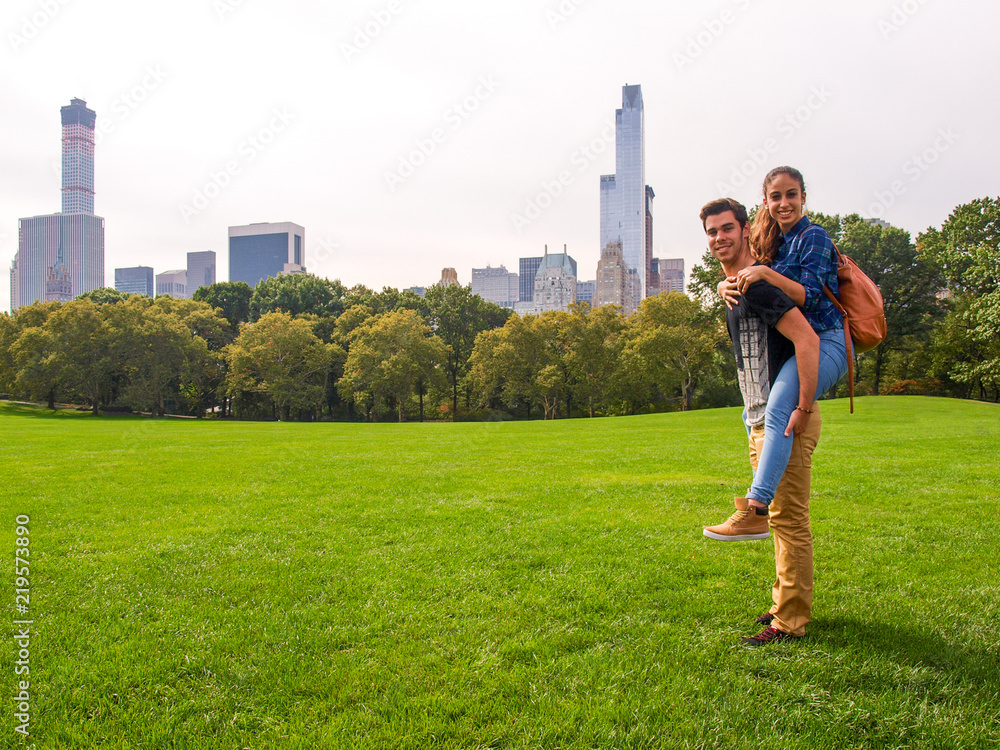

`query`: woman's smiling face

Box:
[765,172,806,232]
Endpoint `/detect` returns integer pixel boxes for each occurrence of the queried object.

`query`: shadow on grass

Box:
[0,402,86,419]
[0,401,140,419]
[813,616,1000,688]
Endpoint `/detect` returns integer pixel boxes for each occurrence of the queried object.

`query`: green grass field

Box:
[1,396,998,749]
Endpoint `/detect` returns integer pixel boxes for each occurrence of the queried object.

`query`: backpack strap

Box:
[824,285,854,414]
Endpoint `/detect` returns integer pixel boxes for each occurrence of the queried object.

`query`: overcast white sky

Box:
[2,0,997,310]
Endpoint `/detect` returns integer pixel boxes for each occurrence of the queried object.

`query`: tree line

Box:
[1,197,996,420]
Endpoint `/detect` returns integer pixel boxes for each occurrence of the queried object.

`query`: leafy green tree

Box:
[338,309,446,422]
[249,274,348,321]
[425,283,510,419]
[688,249,726,317]
[927,295,998,400]
[624,293,724,411]
[467,312,567,419]
[342,285,427,318]
[0,313,17,394]
[10,326,62,408]
[918,197,999,294]
[807,211,842,243]
[160,295,239,415]
[151,296,233,348]
[44,299,122,414]
[564,302,626,417]
[334,304,375,343]
[75,287,131,305]
[467,327,508,414]
[1,302,64,406]
[918,198,1000,400]
[226,311,336,420]
[835,214,944,394]
[193,281,253,330]
[115,300,205,416]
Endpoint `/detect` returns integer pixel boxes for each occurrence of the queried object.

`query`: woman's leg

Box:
[745,330,848,504]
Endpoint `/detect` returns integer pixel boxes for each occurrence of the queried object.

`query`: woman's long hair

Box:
[749,166,805,265]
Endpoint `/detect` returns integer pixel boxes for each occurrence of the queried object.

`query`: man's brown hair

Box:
[700,198,748,230]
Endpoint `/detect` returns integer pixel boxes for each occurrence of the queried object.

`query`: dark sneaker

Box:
[741,626,799,647]
[703,497,769,541]
[755,612,775,626]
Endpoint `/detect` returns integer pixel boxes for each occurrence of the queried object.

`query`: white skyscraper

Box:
[600,84,649,302]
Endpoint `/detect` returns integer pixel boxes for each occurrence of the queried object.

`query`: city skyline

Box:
[2,1,998,312]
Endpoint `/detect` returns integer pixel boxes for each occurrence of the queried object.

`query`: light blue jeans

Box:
[745,329,848,505]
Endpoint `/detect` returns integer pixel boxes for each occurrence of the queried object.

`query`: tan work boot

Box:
[703,497,770,541]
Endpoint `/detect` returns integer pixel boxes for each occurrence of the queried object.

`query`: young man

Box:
[700,197,822,646]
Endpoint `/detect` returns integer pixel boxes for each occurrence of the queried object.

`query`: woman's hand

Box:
[735,265,772,292]
[717,277,740,310]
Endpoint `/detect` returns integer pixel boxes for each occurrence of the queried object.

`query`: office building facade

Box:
[600,85,651,304]
[229,222,305,288]
[518,256,543,302]
[186,250,216,295]
[156,269,187,297]
[115,266,155,296]
[471,265,519,309]
[576,280,596,307]
[657,258,685,294]
[11,213,104,310]
[10,99,105,311]
[594,240,635,315]
[517,245,577,314]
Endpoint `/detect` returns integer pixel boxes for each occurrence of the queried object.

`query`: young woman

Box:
[719,166,849,512]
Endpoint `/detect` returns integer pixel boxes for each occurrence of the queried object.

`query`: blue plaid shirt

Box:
[771,216,843,332]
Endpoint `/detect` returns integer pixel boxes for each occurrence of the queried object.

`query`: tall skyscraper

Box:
[115,266,155,296]
[61,98,96,214]
[228,222,305,288]
[186,251,216,295]
[10,99,105,311]
[600,85,651,303]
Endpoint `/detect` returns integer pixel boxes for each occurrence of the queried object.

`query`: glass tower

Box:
[600,85,648,302]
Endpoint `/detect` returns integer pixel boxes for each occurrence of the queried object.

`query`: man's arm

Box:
[735,265,807,306]
[774,307,820,436]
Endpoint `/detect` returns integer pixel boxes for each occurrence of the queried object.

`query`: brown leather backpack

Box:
[824,244,887,412]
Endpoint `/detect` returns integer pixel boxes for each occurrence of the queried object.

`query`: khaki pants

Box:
[748,402,821,637]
